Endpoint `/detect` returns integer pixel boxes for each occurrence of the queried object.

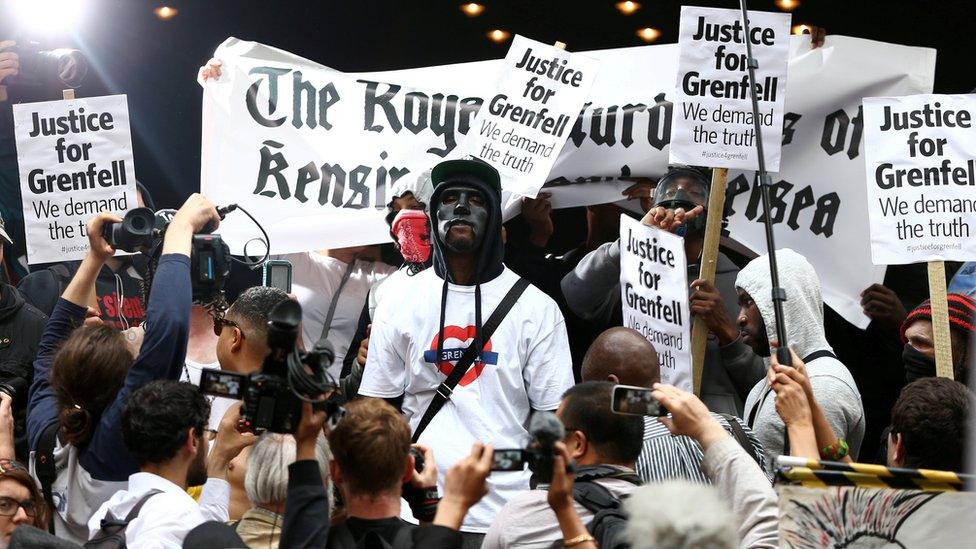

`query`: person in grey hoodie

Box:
[736,248,865,464]
[560,167,765,416]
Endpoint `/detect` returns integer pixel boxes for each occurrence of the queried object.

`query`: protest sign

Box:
[862,94,976,265]
[459,35,599,198]
[200,35,933,330]
[862,93,976,376]
[619,215,691,391]
[669,6,790,171]
[14,94,137,264]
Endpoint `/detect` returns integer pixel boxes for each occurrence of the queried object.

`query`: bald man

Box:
[581,327,767,483]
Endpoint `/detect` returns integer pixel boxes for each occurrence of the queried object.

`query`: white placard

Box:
[669,6,791,171]
[862,94,976,265]
[200,35,934,330]
[619,215,692,391]
[14,95,137,264]
[459,35,599,198]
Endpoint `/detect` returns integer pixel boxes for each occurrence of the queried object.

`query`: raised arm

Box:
[81,195,220,480]
[27,213,119,449]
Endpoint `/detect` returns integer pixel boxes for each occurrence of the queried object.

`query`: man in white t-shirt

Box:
[360,159,575,543]
[281,248,395,378]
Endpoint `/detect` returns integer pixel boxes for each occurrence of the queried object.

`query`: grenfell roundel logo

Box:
[423,325,498,386]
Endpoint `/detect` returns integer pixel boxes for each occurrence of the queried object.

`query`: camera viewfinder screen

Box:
[612,386,666,417]
[200,370,246,399]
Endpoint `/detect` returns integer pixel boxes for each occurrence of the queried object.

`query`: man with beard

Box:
[562,167,765,416]
[360,158,574,545]
[87,380,255,546]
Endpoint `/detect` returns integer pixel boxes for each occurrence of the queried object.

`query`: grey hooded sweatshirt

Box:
[738,249,865,465]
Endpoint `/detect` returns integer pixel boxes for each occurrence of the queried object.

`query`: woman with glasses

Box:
[26,197,221,543]
[0,460,49,544]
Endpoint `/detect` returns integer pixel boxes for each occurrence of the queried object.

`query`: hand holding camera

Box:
[85,211,123,263]
[434,442,494,530]
[652,383,728,451]
[208,402,257,480]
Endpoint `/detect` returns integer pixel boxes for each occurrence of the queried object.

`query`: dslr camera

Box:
[490,411,565,485]
[199,299,340,434]
[103,207,232,304]
[1,43,88,91]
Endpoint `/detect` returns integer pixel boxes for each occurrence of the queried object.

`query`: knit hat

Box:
[900,293,976,343]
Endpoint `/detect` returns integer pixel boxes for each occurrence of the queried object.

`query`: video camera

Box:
[490,411,566,485]
[102,206,233,305]
[199,299,341,434]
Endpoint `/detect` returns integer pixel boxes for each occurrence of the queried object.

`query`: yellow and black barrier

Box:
[775,456,972,492]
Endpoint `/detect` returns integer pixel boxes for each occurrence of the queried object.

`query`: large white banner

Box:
[862,94,976,265]
[670,6,791,171]
[14,94,137,264]
[200,35,934,329]
[460,35,599,198]
[619,215,691,390]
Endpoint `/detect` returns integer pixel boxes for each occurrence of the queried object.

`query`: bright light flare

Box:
[154,6,179,20]
[460,3,485,17]
[615,1,641,15]
[12,0,86,35]
[487,29,511,43]
[636,27,661,43]
[792,24,813,35]
[776,0,800,11]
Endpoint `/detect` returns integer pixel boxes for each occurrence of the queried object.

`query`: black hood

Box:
[0,283,25,322]
[428,167,505,285]
[427,159,505,368]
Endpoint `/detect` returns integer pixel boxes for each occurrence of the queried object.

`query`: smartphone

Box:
[199,369,248,399]
[262,259,293,293]
[491,449,528,472]
[611,385,668,417]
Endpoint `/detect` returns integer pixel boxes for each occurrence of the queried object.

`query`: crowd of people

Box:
[0,39,971,549]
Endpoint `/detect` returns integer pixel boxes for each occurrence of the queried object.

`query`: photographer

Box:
[88,381,254,545]
[280,399,491,548]
[483,381,644,548]
[26,194,219,542]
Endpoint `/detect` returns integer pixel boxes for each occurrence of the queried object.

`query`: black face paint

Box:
[902,343,936,382]
[436,185,489,254]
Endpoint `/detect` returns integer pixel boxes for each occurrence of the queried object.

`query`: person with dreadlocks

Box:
[561,166,766,417]
[360,158,574,546]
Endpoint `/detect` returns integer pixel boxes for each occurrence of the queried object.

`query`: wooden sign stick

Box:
[927,260,954,379]
[691,167,728,394]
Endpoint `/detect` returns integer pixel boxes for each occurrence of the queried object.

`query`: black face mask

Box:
[436,185,489,254]
[902,343,936,382]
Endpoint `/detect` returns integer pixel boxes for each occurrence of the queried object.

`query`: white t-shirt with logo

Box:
[360,267,574,532]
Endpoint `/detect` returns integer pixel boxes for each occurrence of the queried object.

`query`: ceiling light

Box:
[460,3,485,17]
[615,1,641,15]
[776,0,800,11]
[636,27,661,43]
[791,24,812,35]
[154,6,178,20]
[487,29,511,43]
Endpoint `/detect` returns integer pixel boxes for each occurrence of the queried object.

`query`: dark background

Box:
[0,0,969,210]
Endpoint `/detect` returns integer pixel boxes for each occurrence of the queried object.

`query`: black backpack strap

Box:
[719,413,761,466]
[802,350,837,363]
[35,422,60,534]
[573,479,619,515]
[120,489,163,523]
[411,277,531,443]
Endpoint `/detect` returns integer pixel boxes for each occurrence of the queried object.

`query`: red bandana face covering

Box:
[392,209,431,264]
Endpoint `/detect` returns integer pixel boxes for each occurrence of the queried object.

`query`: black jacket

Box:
[0,283,47,461]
